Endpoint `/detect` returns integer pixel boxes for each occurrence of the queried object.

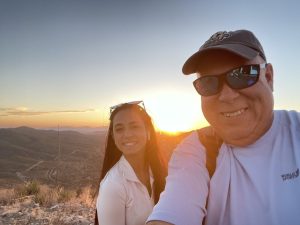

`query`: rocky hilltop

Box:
[0,126,189,225]
[1,195,95,225]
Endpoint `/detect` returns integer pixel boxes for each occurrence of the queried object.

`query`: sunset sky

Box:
[1,0,300,132]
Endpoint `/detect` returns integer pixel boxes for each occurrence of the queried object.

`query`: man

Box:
[147,30,300,225]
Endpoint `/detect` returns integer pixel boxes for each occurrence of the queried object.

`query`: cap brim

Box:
[182,44,259,75]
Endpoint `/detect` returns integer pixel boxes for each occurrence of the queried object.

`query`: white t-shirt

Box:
[148,110,300,225]
[97,155,154,225]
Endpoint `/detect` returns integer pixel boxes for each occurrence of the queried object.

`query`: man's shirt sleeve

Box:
[147,131,209,225]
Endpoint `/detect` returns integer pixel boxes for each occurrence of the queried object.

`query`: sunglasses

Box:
[193,63,267,96]
[109,100,146,115]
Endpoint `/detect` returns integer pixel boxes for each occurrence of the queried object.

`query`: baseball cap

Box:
[182,30,266,75]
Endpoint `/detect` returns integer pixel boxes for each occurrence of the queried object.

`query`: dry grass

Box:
[0,181,95,207]
[14,180,40,198]
[48,217,71,225]
[34,184,60,206]
[0,188,15,205]
[74,186,95,207]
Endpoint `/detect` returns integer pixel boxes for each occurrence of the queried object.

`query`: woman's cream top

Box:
[97,155,154,225]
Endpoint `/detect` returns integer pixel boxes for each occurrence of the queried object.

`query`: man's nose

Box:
[218,83,239,102]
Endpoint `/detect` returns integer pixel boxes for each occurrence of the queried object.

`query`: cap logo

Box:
[204,31,232,46]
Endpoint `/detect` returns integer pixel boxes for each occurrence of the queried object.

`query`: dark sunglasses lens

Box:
[227,65,259,89]
[194,76,220,96]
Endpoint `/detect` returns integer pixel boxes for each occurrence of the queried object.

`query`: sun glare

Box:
[144,91,208,133]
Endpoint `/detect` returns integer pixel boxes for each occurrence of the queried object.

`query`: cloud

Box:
[0,107,95,116]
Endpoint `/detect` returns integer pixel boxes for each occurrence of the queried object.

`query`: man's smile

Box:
[221,108,247,118]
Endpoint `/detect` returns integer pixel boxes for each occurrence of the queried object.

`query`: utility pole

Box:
[56,124,61,185]
[58,124,61,161]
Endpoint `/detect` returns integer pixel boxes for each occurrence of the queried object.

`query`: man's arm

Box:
[146,132,209,225]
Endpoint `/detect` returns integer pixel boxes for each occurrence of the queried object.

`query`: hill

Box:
[0,126,105,189]
[0,126,190,190]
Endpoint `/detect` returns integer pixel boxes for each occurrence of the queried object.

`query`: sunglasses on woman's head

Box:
[193,63,267,96]
[109,100,146,116]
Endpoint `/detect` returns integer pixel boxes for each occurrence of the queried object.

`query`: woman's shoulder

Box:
[97,161,128,205]
[101,163,128,191]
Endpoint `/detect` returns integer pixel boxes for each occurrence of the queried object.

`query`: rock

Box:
[49,204,59,210]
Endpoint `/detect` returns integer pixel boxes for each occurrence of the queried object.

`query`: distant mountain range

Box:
[38,126,108,134]
[0,126,190,190]
[0,126,105,189]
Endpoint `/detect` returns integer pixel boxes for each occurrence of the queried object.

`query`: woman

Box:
[95,101,167,225]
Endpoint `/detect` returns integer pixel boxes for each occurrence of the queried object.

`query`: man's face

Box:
[199,53,274,146]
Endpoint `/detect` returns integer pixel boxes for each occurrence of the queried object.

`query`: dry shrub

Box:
[14,184,27,198]
[26,180,40,195]
[57,187,74,203]
[0,188,15,205]
[2,182,95,207]
[34,184,59,206]
[14,180,40,198]
[34,185,75,205]
[76,186,95,207]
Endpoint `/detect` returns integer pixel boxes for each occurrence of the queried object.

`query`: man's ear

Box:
[265,63,274,91]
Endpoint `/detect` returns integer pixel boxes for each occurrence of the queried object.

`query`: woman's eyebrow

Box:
[114,121,142,127]
[114,120,137,126]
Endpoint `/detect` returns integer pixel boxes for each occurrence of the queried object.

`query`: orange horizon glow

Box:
[0,110,106,128]
[0,91,209,132]
[0,113,207,132]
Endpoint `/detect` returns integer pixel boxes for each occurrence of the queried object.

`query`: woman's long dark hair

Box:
[95,103,167,224]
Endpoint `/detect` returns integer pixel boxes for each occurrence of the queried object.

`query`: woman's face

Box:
[112,108,148,157]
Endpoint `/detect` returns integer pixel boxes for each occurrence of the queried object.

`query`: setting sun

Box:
[144,91,208,133]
